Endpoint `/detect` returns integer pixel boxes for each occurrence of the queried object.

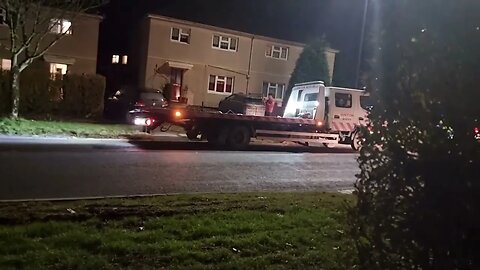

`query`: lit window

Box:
[49,63,68,79]
[208,75,234,94]
[122,55,128,65]
[112,55,120,64]
[171,27,190,44]
[266,45,289,60]
[50,18,72,35]
[262,82,285,99]
[0,59,11,71]
[212,34,238,51]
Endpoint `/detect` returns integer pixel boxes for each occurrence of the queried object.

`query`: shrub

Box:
[63,74,106,119]
[349,0,480,269]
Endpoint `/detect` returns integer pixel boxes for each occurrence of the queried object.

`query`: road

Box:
[0,136,359,201]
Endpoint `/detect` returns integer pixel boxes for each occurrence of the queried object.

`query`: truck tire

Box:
[227,125,251,150]
[351,130,363,151]
[186,130,200,141]
[207,126,228,147]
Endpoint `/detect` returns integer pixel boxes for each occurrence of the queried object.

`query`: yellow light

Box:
[317,121,323,126]
[174,111,182,118]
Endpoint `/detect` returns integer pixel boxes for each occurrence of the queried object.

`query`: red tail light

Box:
[474,127,479,134]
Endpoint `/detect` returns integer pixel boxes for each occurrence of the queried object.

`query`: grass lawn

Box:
[0,193,357,270]
[0,118,139,138]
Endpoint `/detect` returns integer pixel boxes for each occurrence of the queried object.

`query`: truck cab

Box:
[284,81,369,146]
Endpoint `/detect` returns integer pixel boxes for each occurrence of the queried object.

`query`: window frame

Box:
[49,63,68,80]
[49,18,72,35]
[212,34,238,52]
[266,45,289,60]
[262,82,285,100]
[170,27,190,44]
[208,75,235,94]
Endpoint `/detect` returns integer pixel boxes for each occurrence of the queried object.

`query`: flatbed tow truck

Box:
[130,81,369,150]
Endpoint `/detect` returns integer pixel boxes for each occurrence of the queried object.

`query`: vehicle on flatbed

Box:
[130,81,370,150]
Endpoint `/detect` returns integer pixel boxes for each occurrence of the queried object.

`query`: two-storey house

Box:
[131,15,337,107]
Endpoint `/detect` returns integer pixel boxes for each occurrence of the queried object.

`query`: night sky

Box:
[98,0,366,88]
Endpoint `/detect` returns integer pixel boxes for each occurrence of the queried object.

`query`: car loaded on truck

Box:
[129,81,371,150]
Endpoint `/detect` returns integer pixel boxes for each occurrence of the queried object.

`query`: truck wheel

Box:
[186,130,200,141]
[227,125,251,150]
[207,127,228,147]
[351,131,363,151]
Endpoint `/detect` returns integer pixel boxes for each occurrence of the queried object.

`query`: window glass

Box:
[335,93,353,108]
[213,35,220,47]
[304,93,318,102]
[171,28,180,40]
[297,90,304,101]
[208,75,216,91]
[360,95,373,110]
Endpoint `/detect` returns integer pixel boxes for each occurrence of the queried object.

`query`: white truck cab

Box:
[284,81,370,148]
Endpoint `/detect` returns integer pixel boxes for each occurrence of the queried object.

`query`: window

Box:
[208,75,234,93]
[0,8,6,25]
[262,82,285,99]
[171,27,190,44]
[360,95,373,110]
[122,55,128,65]
[335,93,352,108]
[112,55,120,64]
[50,18,72,35]
[296,90,304,102]
[50,63,68,79]
[212,34,238,51]
[0,59,11,71]
[266,45,289,60]
[304,93,319,102]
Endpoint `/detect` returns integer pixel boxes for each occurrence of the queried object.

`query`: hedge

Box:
[0,71,105,119]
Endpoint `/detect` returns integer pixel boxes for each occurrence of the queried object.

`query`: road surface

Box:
[0,136,359,201]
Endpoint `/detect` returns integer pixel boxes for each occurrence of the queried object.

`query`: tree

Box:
[0,0,103,118]
[284,38,331,105]
[350,0,480,269]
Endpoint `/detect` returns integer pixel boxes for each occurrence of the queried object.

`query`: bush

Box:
[63,74,106,119]
[349,1,480,269]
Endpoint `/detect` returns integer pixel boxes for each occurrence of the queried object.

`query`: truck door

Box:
[329,90,357,132]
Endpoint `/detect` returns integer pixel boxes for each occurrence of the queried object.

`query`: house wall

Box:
[137,15,337,108]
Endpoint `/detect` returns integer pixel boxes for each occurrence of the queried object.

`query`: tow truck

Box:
[130,81,370,150]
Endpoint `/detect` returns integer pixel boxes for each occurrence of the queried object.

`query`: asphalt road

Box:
[0,137,359,201]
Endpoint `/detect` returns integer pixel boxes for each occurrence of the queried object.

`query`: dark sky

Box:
[99,0,366,87]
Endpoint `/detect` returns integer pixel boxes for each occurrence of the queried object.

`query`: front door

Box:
[170,68,184,100]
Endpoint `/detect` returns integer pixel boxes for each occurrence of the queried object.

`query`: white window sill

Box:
[212,46,237,53]
[208,90,233,95]
[170,39,190,45]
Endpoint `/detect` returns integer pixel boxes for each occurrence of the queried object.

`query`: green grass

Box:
[0,118,139,138]
[0,193,357,270]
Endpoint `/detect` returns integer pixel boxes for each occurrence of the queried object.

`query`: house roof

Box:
[147,14,339,53]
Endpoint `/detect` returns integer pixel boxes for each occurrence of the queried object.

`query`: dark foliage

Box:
[350,0,480,269]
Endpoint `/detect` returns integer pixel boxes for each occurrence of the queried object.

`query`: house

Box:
[128,15,337,107]
[0,10,102,78]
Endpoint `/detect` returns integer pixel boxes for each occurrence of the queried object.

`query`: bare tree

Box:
[0,0,104,118]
